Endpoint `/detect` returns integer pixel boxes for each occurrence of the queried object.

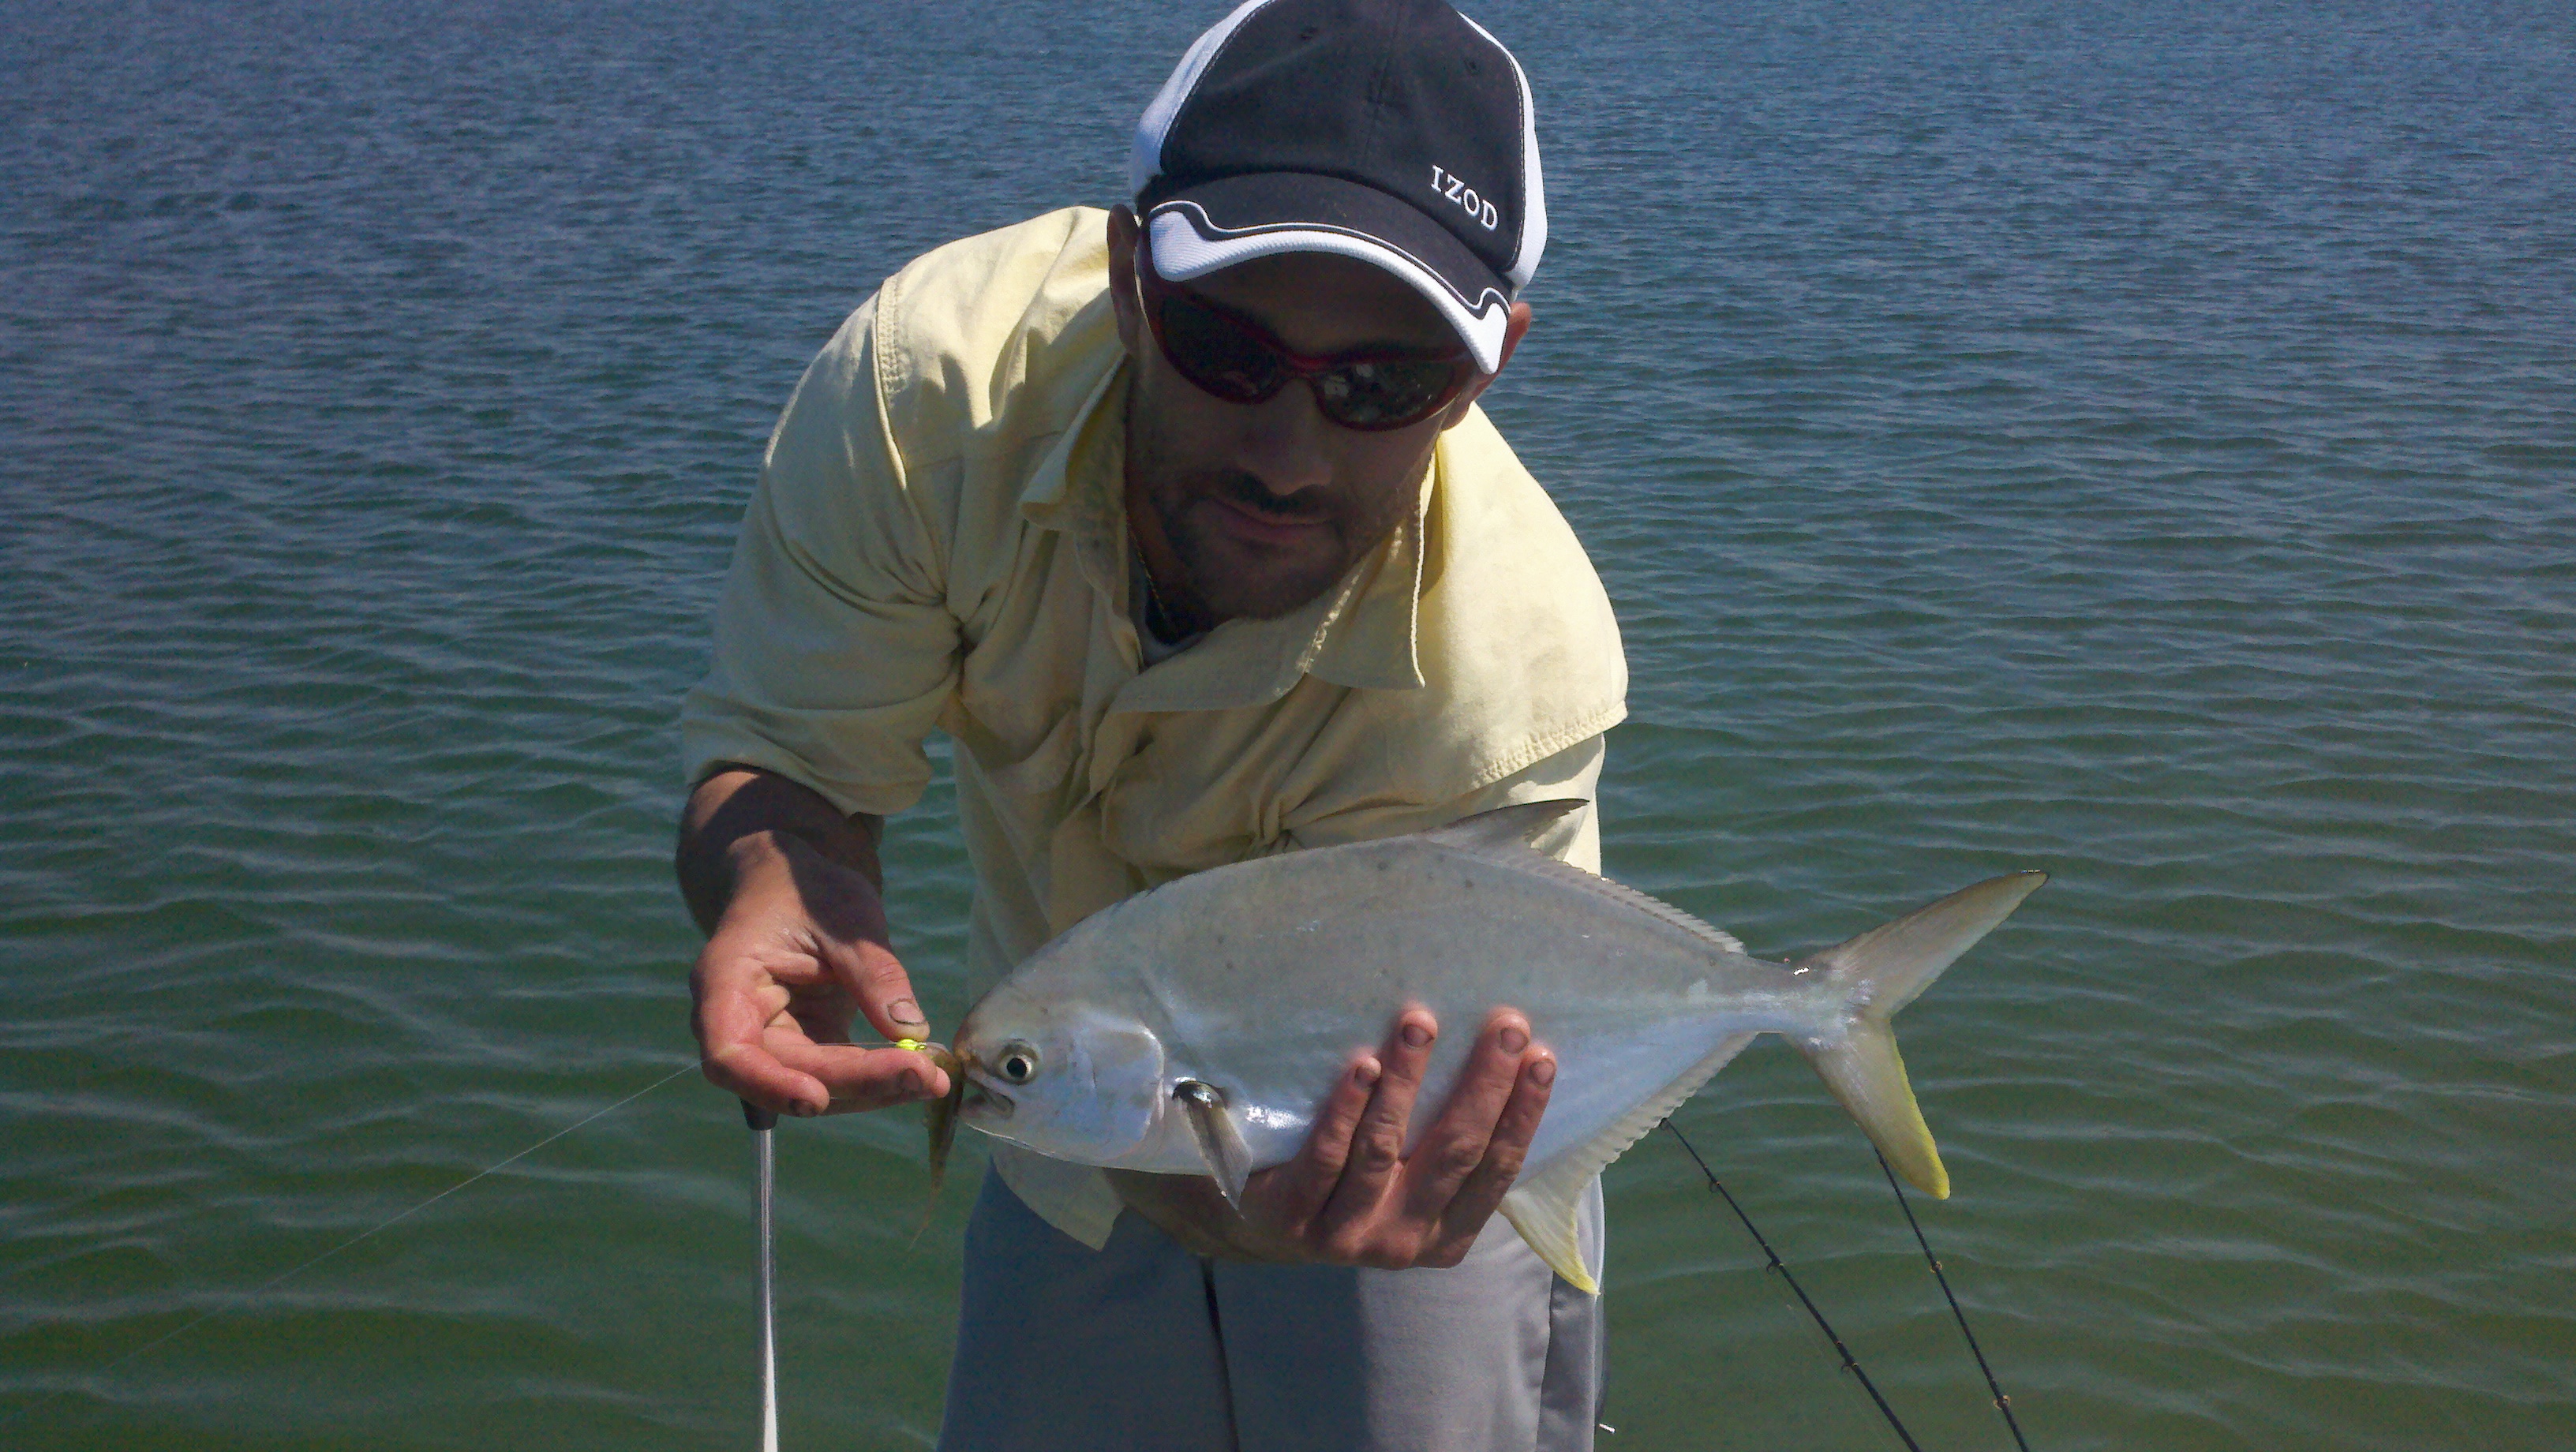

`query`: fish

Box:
[939,799,2045,1293]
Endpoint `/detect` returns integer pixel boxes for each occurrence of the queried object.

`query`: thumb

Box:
[823,930,933,1043]
[784,843,934,1043]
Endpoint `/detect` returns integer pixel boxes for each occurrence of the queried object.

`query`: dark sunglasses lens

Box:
[1157,295,1285,402]
[1311,358,1461,428]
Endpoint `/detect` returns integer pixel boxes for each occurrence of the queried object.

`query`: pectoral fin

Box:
[1176,1080,1252,1207]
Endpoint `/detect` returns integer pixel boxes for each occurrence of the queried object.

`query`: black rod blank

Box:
[1664,1121,1924,1452]
[1873,1148,2032,1452]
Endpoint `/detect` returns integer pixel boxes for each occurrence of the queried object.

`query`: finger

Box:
[702,1035,829,1117]
[695,942,832,1115]
[1250,1053,1383,1232]
[694,935,936,1116]
[822,932,934,1043]
[777,850,930,1042]
[769,1039,949,1113]
[1318,1007,1437,1237]
[1402,1009,1533,1222]
[1436,1048,1556,1248]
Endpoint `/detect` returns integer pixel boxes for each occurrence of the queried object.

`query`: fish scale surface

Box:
[998,837,1834,1173]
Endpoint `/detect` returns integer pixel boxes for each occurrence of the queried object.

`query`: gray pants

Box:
[938,1171,1604,1452]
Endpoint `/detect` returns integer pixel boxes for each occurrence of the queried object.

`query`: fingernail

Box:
[900,1069,924,1097]
[1402,1023,1432,1048]
[1529,1057,1556,1087]
[1499,1027,1528,1054]
[888,999,927,1030]
[794,1098,822,1118]
[1354,1058,1381,1087]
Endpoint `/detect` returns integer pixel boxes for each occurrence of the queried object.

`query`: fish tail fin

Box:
[1788,871,2047,1199]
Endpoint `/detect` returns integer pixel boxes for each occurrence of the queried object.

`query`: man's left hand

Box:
[1111,1005,1554,1269]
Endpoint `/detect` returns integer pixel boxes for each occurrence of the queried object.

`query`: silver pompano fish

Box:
[948,800,2045,1293]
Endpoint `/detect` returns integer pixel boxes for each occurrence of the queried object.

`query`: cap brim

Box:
[1144,173,1514,373]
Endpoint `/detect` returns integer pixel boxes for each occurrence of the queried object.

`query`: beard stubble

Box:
[1151,468,1419,622]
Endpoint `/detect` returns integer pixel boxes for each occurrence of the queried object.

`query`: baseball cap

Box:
[1129,0,1546,374]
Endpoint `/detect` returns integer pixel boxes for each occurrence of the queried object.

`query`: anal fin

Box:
[1500,1030,1760,1296]
[1499,1179,1598,1295]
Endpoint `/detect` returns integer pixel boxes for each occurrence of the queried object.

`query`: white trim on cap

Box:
[1454,10,1546,290]
[1131,0,1280,197]
[1148,204,1512,373]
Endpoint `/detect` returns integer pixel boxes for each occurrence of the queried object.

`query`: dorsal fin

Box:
[1495,850,1750,957]
[1415,799,1589,856]
[1417,811,1752,960]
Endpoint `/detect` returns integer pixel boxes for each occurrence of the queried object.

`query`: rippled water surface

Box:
[5,1,2571,1447]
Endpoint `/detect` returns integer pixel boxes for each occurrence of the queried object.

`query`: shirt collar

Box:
[1020,357,1431,714]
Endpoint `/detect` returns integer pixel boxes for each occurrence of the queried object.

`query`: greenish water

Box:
[4,1,2570,1448]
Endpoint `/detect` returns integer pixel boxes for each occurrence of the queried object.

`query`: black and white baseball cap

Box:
[1130,0,1546,374]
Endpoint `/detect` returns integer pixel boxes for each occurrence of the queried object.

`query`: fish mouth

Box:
[959,1074,1014,1121]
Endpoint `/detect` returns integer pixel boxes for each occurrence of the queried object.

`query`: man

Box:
[676,2,1625,1446]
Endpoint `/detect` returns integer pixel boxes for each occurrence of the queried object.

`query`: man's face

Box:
[1107,207,1529,623]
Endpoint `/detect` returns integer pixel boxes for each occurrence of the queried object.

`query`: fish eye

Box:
[996,1042,1040,1084]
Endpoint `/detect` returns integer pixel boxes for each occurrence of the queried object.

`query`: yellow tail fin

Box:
[1790,871,2047,1198]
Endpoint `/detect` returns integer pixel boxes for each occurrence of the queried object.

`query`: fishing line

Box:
[1,1056,706,1431]
[1662,1120,1924,1452]
[1873,1147,2032,1452]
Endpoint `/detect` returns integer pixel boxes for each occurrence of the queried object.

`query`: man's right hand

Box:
[681,769,951,1117]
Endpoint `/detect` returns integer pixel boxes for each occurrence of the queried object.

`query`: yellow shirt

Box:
[683,207,1627,1247]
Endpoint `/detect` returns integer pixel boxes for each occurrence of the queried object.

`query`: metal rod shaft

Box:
[744,1102,779,1452]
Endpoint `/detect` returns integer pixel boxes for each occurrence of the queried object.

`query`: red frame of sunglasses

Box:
[1132,238,1478,432]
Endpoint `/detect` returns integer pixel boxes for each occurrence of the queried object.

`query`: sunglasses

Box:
[1133,246,1478,432]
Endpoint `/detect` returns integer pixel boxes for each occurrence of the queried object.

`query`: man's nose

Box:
[1232,381,1335,499]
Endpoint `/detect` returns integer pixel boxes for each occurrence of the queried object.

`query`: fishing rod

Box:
[744,1101,781,1452]
[732,1035,949,1451]
[1663,1121,2031,1450]
[1874,1147,2031,1452]
[1664,1121,1923,1450]
[13,1055,2028,1452]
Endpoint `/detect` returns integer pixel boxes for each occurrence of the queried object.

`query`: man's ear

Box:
[1106,205,1145,359]
[1439,299,1533,427]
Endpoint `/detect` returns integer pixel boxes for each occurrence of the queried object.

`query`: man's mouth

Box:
[1208,491,1331,546]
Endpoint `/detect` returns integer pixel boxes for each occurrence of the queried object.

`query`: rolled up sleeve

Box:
[682,297,960,818]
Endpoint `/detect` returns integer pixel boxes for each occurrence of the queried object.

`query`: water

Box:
[4,1,2570,1446]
